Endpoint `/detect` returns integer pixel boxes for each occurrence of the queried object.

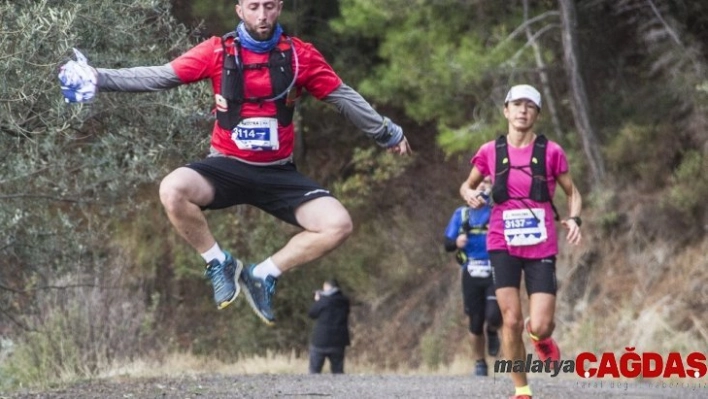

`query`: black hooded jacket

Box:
[308,290,351,348]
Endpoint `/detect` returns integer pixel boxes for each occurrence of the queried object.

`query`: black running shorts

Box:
[489,250,557,295]
[461,270,501,335]
[185,156,333,227]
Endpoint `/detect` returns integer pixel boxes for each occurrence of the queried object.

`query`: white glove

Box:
[58,48,97,103]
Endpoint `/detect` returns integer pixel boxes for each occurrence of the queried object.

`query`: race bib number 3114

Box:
[231,117,280,151]
[503,208,547,246]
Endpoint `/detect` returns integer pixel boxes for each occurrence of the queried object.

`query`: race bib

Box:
[466,259,492,278]
[503,208,547,246]
[231,117,279,151]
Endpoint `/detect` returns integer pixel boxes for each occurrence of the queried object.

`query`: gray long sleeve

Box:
[323,84,400,147]
[96,64,182,92]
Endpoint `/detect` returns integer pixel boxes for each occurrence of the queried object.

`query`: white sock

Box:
[252,257,282,279]
[201,243,226,264]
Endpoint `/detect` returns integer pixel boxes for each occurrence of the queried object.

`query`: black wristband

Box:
[569,216,582,227]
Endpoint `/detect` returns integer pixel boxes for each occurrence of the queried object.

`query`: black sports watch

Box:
[568,216,582,227]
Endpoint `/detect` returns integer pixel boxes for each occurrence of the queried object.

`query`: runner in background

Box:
[444,177,501,377]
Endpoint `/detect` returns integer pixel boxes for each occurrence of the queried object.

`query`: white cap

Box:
[504,84,542,109]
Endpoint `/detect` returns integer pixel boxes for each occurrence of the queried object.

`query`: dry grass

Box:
[98,351,481,379]
[556,236,708,357]
[100,351,303,378]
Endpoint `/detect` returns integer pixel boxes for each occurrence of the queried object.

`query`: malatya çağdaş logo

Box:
[494,348,707,379]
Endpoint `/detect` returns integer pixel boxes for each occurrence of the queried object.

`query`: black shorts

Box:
[185,156,333,227]
[461,270,501,334]
[461,271,495,316]
[489,250,557,295]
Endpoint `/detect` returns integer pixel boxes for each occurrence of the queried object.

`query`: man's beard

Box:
[247,25,273,40]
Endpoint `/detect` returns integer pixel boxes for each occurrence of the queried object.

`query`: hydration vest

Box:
[491,134,560,220]
[455,207,489,266]
[458,207,490,236]
[217,32,296,130]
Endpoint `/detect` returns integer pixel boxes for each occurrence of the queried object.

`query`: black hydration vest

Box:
[217,32,296,130]
[455,207,489,266]
[491,134,559,220]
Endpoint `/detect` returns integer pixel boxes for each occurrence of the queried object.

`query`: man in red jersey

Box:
[58,0,411,325]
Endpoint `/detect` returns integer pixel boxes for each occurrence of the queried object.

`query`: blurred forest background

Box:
[1,0,707,388]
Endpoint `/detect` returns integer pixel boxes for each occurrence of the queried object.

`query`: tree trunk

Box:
[523,0,564,140]
[557,0,606,187]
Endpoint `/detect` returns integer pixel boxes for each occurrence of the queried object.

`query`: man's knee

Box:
[335,214,354,239]
[296,197,353,243]
[323,210,353,244]
[159,168,212,212]
[159,175,184,212]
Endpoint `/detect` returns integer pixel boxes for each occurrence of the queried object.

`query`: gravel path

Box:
[4,374,706,399]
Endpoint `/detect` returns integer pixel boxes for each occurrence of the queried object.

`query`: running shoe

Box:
[239,264,277,325]
[474,359,488,376]
[204,251,242,310]
[525,317,560,362]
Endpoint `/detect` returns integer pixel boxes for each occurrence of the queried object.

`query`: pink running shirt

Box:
[471,136,569,259]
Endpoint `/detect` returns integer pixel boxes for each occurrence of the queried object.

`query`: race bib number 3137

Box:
[231,117,279,151]
[502,208,547,246]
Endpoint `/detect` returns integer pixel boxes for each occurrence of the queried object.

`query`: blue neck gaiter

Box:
[236,22,283,53]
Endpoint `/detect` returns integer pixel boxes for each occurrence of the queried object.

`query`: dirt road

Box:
[4,374,706,399]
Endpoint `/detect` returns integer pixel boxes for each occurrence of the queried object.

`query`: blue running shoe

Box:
[474,359,488,377]
[239,264,277,325]
[204,251,242,310]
